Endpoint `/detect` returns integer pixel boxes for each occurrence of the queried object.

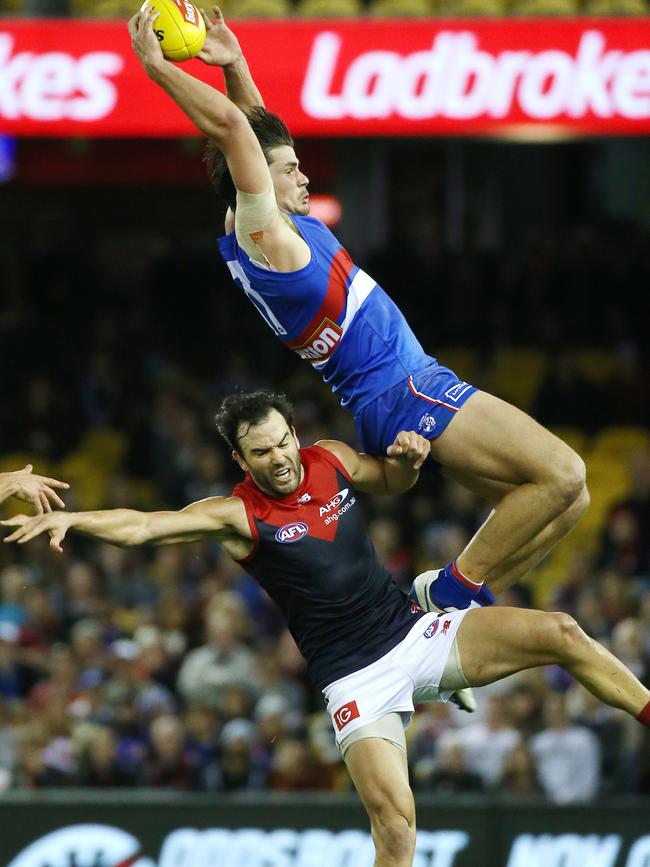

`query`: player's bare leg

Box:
[345,737,416,867]
[442,468,590,594]
[454,608,650,719]
[414,391,588,609]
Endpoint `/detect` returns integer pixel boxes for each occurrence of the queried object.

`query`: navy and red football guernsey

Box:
[232,444,426,689]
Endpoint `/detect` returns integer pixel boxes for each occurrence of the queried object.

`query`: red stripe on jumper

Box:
[289,247,353,347]
[408,376,459,413]
[451,559,482,589]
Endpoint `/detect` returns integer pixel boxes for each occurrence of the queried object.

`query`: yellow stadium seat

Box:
[590,426,650,460]
[435,348,478,383]
[573,349,615,384]
[370,0,433,16]
[71,0,134,15]
[0,455,51,477]
[297,0,362,14]
[484,349,546,412]
[0,0,22,15]
[510,0,577,13]
[78,427,127,471]
[438,0,505,14]
[223,0,291,15]
[584,0,647,13]
[548,427,589,458]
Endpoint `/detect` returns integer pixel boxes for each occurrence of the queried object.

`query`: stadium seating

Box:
[437,0,506,15]
[509,0,578,14]
[583,0,648,13]
[369,0,433,17]
[297,0,363,15]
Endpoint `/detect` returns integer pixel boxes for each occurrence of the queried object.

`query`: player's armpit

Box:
[235,188,311,272]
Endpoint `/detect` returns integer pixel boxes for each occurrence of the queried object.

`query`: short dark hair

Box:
[204,107,294,210]
[216,390,295,454]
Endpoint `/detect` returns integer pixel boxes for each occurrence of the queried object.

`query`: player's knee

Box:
[368,791,416,862]
[557,482,590,533]
[546,612,588,660]
[548,449,587,509]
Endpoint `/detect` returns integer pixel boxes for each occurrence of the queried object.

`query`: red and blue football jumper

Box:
[232,444,425,689]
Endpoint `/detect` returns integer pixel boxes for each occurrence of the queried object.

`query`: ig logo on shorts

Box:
[418,413,436,434]
[333,700,360,731]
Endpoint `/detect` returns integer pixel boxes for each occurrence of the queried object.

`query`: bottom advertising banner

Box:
[0,794,648,867]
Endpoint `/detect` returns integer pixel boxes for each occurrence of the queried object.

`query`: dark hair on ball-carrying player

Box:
[204,107,294,210]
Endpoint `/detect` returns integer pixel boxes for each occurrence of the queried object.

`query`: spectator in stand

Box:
[453,695,521,788]
[142,714,193,789]
[426,738,484,794]
[176,602,255,709]
[76,724,135,788]
[530,690,601,803]
[498,742,543,799]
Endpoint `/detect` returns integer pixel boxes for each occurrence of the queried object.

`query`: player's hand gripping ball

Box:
[140,0,206,61]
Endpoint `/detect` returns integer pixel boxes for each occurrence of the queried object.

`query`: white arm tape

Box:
[235,187,279,263]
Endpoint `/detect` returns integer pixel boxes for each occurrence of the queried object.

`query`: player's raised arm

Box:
[128,8,268,197]
[1,496,248,554]
[318,433,430,497]
[0,466,69,514]
[197,6,264,112]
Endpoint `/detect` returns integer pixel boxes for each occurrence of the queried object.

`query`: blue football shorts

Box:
[354,359,477,455]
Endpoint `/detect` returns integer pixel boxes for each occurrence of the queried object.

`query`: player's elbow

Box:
[213,106,249,144]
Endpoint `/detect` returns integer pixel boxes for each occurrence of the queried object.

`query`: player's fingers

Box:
[33,495,44,515]
[200,8,212,27]
[39,477,70,489]
[21,464,33,474]
[0,516,31,530]
[213,4,224,19]
[3,521,39,543]
[127,13,140,37]
[15,522,52,544]
[39,492,52,514]
[43,486,66,509]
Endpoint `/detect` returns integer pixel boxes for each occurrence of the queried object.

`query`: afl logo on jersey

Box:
[275,522,309,543]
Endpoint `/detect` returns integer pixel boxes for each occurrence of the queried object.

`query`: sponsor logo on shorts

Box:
[418,413,437,433]
[442,619,452,635]
[275,522,308,543]
[444,382,472,402]
[333,700,360,731]
[424,619,439,638]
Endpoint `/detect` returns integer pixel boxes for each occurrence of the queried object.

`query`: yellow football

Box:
[140,0,206,62]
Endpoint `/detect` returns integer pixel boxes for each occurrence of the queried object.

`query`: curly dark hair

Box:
[203,107,294,210]
[215,390,295,454]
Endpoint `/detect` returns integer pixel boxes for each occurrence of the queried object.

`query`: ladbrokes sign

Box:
[1,18,649,137]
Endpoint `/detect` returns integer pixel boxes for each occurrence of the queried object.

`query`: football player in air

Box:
[126,8,589,622]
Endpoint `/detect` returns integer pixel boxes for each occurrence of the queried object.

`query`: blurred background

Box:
[1,4,650,862]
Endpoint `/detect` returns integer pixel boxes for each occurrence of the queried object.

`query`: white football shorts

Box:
[323,609,469,749]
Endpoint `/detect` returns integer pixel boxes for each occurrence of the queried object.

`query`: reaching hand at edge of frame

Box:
[1,511,72,553]
[127,5,165,75]
[386,431,431,471]
[0,466,69,515]
[197,6,243,67]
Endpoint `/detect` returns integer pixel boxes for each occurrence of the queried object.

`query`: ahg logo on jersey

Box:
[333,700,360,731]
[275,522,309,543]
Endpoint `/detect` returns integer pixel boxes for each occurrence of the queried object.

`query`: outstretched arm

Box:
[0,466,69,514]
[129,8,268,195]
[197,6,264,112]
[2,496,249,554]
[318,432,430,496]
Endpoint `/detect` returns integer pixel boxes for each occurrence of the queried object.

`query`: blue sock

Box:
[426,560,483,611]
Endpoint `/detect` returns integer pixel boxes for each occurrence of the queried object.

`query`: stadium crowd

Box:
[1,204,649,801]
